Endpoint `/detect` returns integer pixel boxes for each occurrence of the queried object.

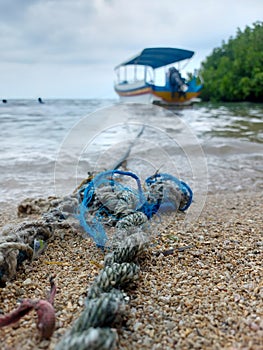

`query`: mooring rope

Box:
[0,169,193,349]
[112,125,145,170]
[55,170,193,350]
[55,241,144,350]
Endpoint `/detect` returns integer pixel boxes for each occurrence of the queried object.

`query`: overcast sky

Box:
[0,0,262,99]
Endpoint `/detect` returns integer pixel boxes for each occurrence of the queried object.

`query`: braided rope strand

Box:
[56,327,117,350]
[87,262,140,299]
[55,171,193,350]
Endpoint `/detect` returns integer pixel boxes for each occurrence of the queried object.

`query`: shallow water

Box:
[0,99,262,205]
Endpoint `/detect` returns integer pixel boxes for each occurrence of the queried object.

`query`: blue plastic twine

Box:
[77,170,146,248]
[77,170,193,248]
[145,173,193,211]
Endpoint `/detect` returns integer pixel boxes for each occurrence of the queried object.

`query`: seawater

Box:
[0,99,262,205]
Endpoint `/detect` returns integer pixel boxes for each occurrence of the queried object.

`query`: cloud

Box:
[1,0,261,63]
[0,0,98,63]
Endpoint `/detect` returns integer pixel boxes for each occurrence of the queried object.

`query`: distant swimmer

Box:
[38,97,44,104]
[2,99,7,103]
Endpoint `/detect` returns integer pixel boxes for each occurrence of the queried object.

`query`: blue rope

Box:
[137,198,162,219]
[78,202,108,248]
[77,170,193,248]
[82,181,95,207]
[93,170,146,207]
[77,170,146,248]
[179,180,193,211]
[145,173,193,212]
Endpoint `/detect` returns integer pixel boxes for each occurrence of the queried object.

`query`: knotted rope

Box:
[55,170,193,349]
[0,169,193,349]
[76,170,192,248]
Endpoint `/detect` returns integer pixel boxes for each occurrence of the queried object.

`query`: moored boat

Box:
[114,47,203,106]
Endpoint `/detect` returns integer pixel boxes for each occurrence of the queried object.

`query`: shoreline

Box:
[0,190,262,349]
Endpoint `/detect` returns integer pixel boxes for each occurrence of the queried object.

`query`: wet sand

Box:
[0,190,262,350]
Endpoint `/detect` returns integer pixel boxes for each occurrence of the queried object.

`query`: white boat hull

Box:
[118,93,154,103]
[114,80,155,103]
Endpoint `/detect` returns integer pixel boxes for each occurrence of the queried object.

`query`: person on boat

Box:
[168,67,187,98]
[38,97,44,104]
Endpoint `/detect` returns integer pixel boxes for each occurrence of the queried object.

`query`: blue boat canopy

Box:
[115,47,195,69]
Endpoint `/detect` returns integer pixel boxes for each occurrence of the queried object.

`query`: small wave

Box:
[0,100,262,203]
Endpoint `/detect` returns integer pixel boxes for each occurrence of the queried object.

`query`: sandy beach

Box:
[0,189,262,350]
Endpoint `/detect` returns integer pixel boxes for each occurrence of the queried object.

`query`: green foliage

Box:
[200,22,263,102]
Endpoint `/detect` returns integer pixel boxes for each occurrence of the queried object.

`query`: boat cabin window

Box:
[116,65,154,84]
[153,67,166,86]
